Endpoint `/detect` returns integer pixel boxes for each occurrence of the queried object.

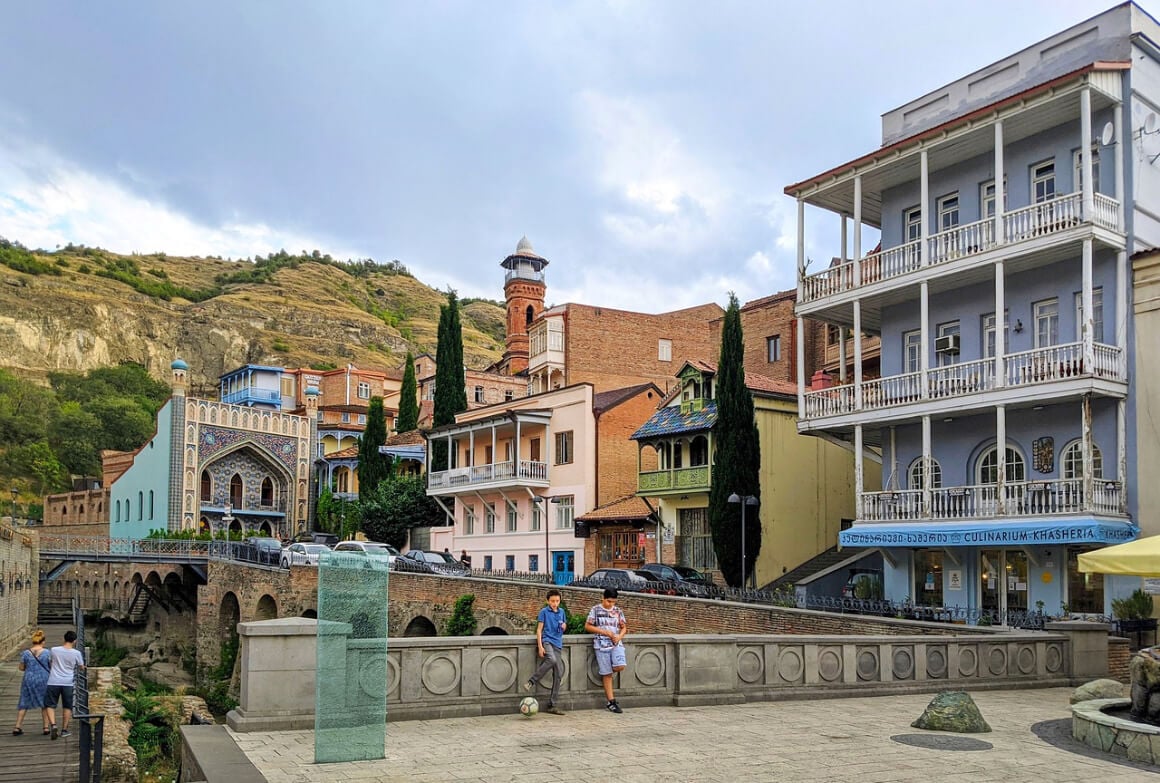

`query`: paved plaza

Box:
[229,687,1159,782]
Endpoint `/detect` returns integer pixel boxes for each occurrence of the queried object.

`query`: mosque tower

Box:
[500,236,548,375]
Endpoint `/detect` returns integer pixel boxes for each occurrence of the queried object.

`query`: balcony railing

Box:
[801,342,1124,420]
[638,465,711,493]
[861,478,1125,522]
[800,192,1122,304]
[428,460,549,489]
[221,387,282,405]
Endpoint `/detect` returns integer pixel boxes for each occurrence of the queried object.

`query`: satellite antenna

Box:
[1146,112,1158,135]
[1101,121,1115,146]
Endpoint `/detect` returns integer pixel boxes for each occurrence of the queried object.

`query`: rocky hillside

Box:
[0,243,507,392]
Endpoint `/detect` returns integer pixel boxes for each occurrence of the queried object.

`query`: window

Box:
[261,478,274,506]
[904,206,922,243]
[507,504,518,532]
[766,335,782,362]
[530,502,542,532]
[148,490,154,519]
[357,414,366,425]
[357,382,371,399]
[936,321,960,367]
[485,503,496,533]
[977,445,1026,484]
[826,325,840,346]
[341,412,351,423]
[1073,146,1100,194]
[138,491,143,521]
[530,437,541,462]
[464,504,475,535]
[914,549,944,607]
[529,554,539,572]
[936,193,960,231]
[980,178,1008,218]
[903,329,922,373]
[658,339,672,362]
[230,474,244,507]
[678,507,717,570]
[1061,440,1103,479]
[982,311,1009,358]
[474,386,485,403]
[505,555,515,572]
[908,458,943,489]
[1031,160,1056,203]
[201,471,212,502]
[483,555,493,571]
[555,431,574,465]
[1033,298,1059,348]
[505,390,514,401]
[281,375,296,398]
[1074,288,1104,343]
[689,435,709,467]
[555,495,575,529]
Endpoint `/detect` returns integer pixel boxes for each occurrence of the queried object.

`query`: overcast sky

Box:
[0,1,1129,311]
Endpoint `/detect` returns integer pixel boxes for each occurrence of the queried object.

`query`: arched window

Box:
[335,469,349,494]
[138,491,144,521]
[690,436,709,467]
[1061,440,1103,479]
[908,458,943,489]
[201,470,212,503]
[78,504,84,515]
[61,505,68,517]
[525,305,534,326]
[656,442,671,470]
[148,490,155,519]
[976,444,1026,484]
[230,474,244,508]
[261,478,274,506]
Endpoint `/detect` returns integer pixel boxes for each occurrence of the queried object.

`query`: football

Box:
[519,696,539,717]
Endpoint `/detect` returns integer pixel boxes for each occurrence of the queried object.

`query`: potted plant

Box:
[1112,589,1157,643]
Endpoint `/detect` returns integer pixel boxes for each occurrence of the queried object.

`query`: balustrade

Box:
[860,478,1124,522]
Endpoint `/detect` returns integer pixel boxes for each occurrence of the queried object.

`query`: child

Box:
[523,588,567,715]
[585,588,627,713]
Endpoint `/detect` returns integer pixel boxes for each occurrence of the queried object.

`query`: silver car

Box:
[280,542,331,568]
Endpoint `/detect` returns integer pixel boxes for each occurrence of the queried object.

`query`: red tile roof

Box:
[576,494,654,522]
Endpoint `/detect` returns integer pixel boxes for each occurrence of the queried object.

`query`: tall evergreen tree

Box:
[431,290,468,471]
[357,396,390,495]
[397,352,419,433]
[707,293,762,588]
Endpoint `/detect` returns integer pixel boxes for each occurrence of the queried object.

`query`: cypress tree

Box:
[357,396,390,495]
[397,352,419,432]
[707,293,762,588]
[431,290,468,470]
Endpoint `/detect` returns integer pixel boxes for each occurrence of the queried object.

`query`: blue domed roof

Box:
[305,385,320,397]
[171,358,189,370]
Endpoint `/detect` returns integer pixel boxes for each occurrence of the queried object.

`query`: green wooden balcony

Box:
[638,465,711,494]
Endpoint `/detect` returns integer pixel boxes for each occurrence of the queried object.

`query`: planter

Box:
[1115,618,1158,649]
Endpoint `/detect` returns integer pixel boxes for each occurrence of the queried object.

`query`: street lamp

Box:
[221,503,234,550]
[727,493,758,590]
[9,487,17,524]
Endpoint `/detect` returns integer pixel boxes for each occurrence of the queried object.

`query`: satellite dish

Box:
[1146,112,1158,135]
[1101,121,1115,146]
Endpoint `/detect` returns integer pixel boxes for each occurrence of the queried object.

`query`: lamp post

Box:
[221,503,234,552]
[9,488,17,525]
[727,493,758,590]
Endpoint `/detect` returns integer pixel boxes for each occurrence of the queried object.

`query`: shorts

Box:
[594,643,626,676]
[44,684,74,710]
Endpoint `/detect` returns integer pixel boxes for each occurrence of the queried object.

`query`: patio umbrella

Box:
[1077,535,1160,576]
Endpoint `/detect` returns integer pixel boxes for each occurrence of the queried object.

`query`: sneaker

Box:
[522,679,534,692]
[59,730,71,738]
[50,725,58,740]
[606,700,623,714]
[545,705,566,716]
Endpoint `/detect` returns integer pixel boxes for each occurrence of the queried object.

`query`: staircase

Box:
[36,597,73,624]
[762,545,877,592]
[127,584,152,624]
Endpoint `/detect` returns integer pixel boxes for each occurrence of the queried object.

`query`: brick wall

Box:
[0,524,37,657]
[41,487,109,534]
[595,386,663,506]
[1108,635,1131,683]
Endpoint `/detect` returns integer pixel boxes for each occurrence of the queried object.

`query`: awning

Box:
[381,444,425,461]
[840,518,1138,549]
[1078,534,1160,576]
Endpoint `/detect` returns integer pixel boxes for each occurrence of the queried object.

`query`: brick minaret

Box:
[501,236,548,375]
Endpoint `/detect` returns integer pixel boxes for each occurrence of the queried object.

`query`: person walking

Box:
[13,629,51,736]
[43,630,85,740]
[459,549,472,568]
[585,588,628,713]
[523,588,567,715]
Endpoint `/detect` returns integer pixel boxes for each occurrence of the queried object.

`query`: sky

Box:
[0,1,1135,312]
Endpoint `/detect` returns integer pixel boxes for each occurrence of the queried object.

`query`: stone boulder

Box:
[1071,678,1127,704]
[911,691,992,733]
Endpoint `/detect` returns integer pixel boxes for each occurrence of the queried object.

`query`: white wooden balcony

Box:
[428,460,550,493]
[801,341,1124,423]
[800,193,1122,305]
[860,478,1126,522]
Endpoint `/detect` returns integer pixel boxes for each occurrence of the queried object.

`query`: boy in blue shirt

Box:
[523,588,567,715]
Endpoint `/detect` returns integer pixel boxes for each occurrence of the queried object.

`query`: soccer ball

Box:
[519,696,539,717]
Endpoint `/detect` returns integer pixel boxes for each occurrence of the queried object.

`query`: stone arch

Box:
[255,594,278,620]
[145,571,162,588]
[301,608,317,619]
[403,616,437,637]
[259,522,272,536]
[480,626,508,636]
[220,592,241,640]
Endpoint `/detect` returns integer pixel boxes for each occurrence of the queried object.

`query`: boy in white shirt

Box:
[44,630,85,740]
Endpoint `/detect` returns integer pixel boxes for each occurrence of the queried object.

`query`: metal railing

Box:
[637,465,711,492]
[860,477,1125,521]
[72,598,105,782]
[429,460,550,489]
[40,536,211,560]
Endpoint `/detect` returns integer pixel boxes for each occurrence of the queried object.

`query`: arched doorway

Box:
[255,594,278,620]
[403,616,437,637]
[480,626,508,636]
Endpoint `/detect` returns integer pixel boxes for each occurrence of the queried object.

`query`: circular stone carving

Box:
[637,648,666,686]
[421,653,460,695]
[1045,643,1063,673]
[819,648,842,682]
[736,648,763,684]
[958,647,978,677]
[480,652,517,693]
[987,647,1007,676]
[1016,646,1035,675]
[777,648,803,683]
[587,654,605,687]
[892,648,915,680]
[357,652,387,696]
[856,649,878,681]
[927,647,947,678]
[386,656,400,694]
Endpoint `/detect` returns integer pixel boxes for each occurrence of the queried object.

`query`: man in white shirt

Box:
[44,630,85,740]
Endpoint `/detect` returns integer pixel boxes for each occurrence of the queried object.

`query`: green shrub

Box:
[1113,589,1154,620]
[444,594,478,636]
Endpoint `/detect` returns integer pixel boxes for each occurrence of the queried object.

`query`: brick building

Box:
[42,450,135,536]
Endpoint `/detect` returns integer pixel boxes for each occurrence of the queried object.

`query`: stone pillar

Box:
[227,617,320,732]
[1045,620,1109,680]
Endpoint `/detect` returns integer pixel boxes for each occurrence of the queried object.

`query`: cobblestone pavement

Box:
[229,688,1160,782]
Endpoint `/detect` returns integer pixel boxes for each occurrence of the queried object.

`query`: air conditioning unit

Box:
[935,334,960,354]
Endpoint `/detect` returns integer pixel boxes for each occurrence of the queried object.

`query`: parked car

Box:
[280,542,331,568]
[400,550,470,577]
[572,568,675,595]
[637,563,713,597]
[333,540,400,565]
[241,537,284,566]
[292,531,339,547]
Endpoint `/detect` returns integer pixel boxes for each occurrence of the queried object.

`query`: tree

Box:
[707,293,761,588]
[356,396,391,496]
[396,352,419,433]
[431,290,467,471]
[315,484,338,534]
[358,475,444,548]
[443,594,478,636]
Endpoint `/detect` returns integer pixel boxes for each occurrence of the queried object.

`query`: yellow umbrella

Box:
[1078,535,1160,577]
